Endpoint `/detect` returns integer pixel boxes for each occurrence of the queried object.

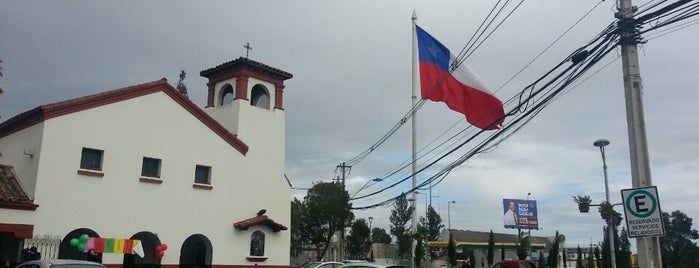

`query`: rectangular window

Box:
[80,147,103,171]
[141,157,161,178]
[194,165,212,184]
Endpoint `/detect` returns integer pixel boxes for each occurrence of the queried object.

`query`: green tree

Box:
[594,246,601,268]
[347,218,371,260]
[468,249,476,268]
[538,251,545,268]
[290,197,307,257]
[618,228,632,268]
[586,246,595,268]
[372,227,392,243]
[516,232,527,260]
[448,235,457,268]
[390,193,413,259]
[414,225,427,268]
[660,210,699,268]
[500,244,505,261]
[305,182,353,260]
[575,246,583,268]
[487,230,495,267]
[547,231,562,268]
[424,205,444,241]
[419,205,444,260]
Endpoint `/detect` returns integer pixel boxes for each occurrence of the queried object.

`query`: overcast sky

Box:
[2,0,697,252]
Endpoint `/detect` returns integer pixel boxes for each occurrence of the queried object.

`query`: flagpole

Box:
[410,10,418,268]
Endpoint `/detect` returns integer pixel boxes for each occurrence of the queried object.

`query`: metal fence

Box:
[24,235,62,260]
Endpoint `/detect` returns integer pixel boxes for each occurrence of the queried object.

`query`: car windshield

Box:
[53,264,104,268]
[302,262,321,268]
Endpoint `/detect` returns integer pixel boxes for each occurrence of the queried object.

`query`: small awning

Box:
[234,215,288,232]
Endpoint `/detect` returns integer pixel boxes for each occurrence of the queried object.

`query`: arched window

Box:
[249,231,265,256]
[220,84,235,106]
[250,84,270,109]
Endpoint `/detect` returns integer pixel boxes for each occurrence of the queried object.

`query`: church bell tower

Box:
[200,57,292,160]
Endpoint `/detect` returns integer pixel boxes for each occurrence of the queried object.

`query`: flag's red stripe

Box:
[420,62,504,130]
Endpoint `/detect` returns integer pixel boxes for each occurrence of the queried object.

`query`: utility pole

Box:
[616,0,663,267]
[336,162,351,261]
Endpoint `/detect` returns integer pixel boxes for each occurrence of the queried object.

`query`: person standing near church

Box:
[87,249,102,264]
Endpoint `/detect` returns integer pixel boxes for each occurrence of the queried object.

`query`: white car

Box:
[15,259,106,268]
[339,262,406,268]
[302,261,345,268]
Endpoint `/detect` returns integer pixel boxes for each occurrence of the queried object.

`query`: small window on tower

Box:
[80,147,103,171]
[250,84,269,109]
[194,165,211,184]
[220,84,235,106]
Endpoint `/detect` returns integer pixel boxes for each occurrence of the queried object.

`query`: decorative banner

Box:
[123,239,133,255]
[113,239,125,254]
[94,238,105,253]
[69,234,146,257]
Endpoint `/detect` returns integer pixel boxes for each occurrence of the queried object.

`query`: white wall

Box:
[2,91,290,265]
[0,122,44,198]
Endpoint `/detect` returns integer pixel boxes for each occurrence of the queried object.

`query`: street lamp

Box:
[368,216,374,261]
[594,138,616,268]
[352,178,383,198]
[447,201,456,231]
[526,193,532,260]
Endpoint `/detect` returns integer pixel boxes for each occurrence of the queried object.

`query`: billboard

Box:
[503,199,539,229]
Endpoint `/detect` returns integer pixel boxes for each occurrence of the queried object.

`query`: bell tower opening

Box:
[250,84,270,109]
[220,84,235,106]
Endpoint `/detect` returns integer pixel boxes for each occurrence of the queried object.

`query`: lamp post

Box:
[368,216,373,261]
[447,201,456,231]
[594,139,616,268]
[526,193,532,260]
[352,178,383,198]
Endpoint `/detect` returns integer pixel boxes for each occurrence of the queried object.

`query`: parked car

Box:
[490,260,536,268]
[302,261,345,268]
[339,262,406,268]
[15,259,106,268]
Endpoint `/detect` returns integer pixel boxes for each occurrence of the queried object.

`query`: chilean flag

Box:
[416,25,505,130]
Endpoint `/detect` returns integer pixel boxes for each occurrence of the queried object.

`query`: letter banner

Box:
[83,237,144,256]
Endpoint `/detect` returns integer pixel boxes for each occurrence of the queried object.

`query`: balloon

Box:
[156,245,163,251]
[160,244,167,250]
[79,234,89,243]
[70,238,79,247]
[156,251,164,258]
[77,243,86,252]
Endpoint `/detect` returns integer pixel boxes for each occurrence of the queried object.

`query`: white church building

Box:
[0,57,293,268]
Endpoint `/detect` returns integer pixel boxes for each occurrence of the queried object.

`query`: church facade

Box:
[0,58,293,268]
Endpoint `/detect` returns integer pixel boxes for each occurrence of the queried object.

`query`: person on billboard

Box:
[504,200,518,226]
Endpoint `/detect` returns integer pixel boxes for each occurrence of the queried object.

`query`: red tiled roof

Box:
[0,79,248,155]
[234,215,288,232]
[200,57,292,80]
[0,165,39,210]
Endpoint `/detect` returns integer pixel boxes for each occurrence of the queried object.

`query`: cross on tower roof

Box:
[244,42,252,58]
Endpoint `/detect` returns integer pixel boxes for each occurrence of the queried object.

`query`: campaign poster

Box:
[503,199,539,229]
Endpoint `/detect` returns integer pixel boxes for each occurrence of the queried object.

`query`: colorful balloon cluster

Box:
[69,234,90,252]
[155,244,167,259]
